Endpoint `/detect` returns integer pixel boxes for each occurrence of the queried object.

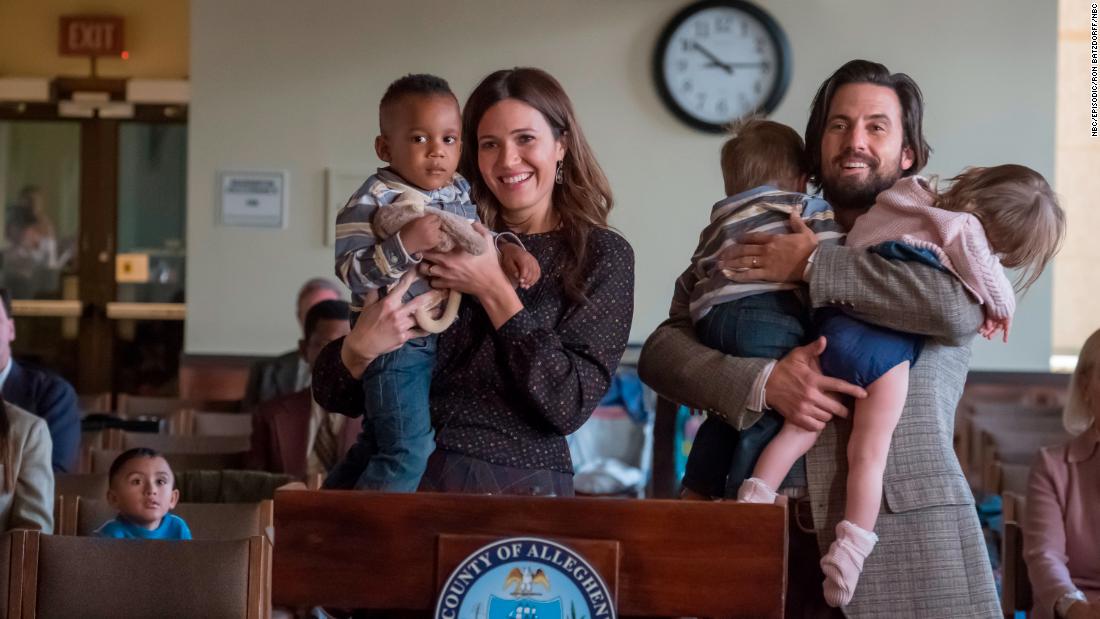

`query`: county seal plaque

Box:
[435,537,615,619]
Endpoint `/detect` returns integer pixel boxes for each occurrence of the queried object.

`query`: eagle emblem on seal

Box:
[504,567,551,596]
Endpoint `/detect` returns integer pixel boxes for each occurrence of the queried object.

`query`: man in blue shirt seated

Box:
[95,447,192,540]
[0,288,79,472]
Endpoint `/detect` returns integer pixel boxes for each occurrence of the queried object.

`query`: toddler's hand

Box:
[399,214,443,255]
[500,243,541,289]
[979,316,1011,343]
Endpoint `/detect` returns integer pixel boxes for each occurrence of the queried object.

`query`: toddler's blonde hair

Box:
[935,164,1065,293]
[720,118,807,196]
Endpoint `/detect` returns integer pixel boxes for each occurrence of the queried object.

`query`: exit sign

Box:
[59,16,124,56]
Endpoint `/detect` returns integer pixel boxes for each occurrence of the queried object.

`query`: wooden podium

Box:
[273,491,787,617]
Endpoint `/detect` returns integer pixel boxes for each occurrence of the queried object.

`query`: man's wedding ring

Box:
[752,257,759,267]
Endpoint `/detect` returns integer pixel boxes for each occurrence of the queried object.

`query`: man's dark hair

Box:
[804,59,931,186]
[380,74,455,111]
[108,447,164,485]
[0,288,10,319]
[304,299,350,341]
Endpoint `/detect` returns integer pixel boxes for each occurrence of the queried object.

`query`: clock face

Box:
[654,0,791,133]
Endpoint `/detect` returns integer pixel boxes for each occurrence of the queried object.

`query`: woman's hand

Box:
[421,223,524,328]
[340,271,432,378]
[421,224,510,297]
[719,210,818,283]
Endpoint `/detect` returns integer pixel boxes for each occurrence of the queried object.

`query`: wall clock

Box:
[653,0,792,133]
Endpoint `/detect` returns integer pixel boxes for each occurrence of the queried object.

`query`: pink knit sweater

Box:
[846,176,1015,320]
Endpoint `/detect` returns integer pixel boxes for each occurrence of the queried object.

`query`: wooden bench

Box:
[3,530,270,618]
[57,496,274,541]
[1001,492,1032,618]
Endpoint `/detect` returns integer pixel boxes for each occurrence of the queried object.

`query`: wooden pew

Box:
[60,496,274,541]
[1001,492,1032,618]
[12,531,270,618]
[958,402,1062,484]
[273,490,788,617]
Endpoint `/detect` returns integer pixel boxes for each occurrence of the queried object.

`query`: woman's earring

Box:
[555,160,564,185]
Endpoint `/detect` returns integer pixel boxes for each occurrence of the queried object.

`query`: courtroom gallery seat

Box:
[67,497,272,541]
[19,532,269,618]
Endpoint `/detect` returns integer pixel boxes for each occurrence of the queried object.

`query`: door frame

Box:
[1,85,187,393]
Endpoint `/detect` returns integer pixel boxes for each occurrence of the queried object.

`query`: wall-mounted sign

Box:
[218,171,288,229]
[59,16,124,56]
[435,537,616,619]
[115,253,150,284]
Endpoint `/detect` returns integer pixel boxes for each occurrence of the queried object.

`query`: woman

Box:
[1024,328,1100,619]
[314,68,634,496]
[0,398,54,532]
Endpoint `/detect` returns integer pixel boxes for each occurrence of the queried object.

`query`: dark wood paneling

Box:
[273,491,787,617]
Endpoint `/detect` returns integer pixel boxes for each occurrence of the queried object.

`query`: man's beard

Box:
[821,149,905,212]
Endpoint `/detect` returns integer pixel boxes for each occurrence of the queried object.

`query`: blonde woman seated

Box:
[1025,328,1100,619]
[0,398,53,532]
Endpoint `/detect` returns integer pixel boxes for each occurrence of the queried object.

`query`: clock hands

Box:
[690,41,770,74]
[704,60,771,72]
[691,42,732,74]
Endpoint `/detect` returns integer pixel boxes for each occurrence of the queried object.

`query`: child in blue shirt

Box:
[94,447,192,540]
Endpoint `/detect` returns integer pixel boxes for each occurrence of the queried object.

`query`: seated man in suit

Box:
[247,299,357,478]
[0,288,78,473]
[242,277,343,411]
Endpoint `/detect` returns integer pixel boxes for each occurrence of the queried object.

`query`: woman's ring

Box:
[752,257,759,267]
[427,264,435,277]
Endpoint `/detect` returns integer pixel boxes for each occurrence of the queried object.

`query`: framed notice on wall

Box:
[324,168,369,246]
[218,170,287,228]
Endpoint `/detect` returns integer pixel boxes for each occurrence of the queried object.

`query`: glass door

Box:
[0,120,83,380]
[0,114,187,396]
[111,122,187,395]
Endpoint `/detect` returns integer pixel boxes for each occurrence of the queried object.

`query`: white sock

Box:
[820,520,878,607]
[736,477,778,504]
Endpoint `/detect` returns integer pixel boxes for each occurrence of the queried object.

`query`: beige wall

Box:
[1053,0,1100,355]
[0,0,188,78]
[188,0,1058,370]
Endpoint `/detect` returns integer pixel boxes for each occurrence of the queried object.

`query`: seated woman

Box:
[1024,327,1100,619]
[313,67,634,496]
[0,398,53,532]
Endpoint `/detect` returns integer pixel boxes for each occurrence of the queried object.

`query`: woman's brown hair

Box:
[460,68,614,302]
[934,164,1065,293]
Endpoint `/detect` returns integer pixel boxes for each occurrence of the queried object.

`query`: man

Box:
[639,60,999,617]
[0,288,79,472]
[242,277,343,410]
[247,299,358,478]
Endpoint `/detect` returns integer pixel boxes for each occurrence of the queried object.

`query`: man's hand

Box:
[719,210,818,283]
[500,243,542,289]
[399,214,443,255]
[1067,600,1100,619]
[765,337,867,431]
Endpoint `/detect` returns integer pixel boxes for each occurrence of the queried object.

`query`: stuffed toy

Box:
[372,189,486,333]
